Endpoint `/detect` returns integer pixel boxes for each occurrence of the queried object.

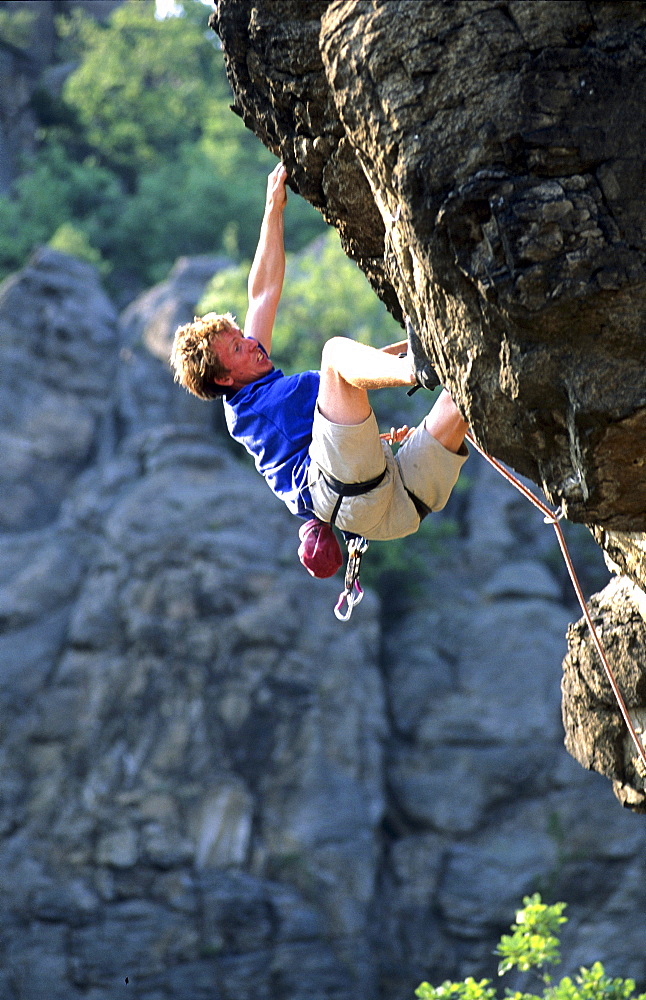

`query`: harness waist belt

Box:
[321,469,387,497]
[321,467,387,527]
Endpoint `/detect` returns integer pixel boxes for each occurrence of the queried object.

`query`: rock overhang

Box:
[213,0,646,531]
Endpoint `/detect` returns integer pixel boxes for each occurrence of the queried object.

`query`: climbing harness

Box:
[465,431,646,775]
[321,468,388,527]
[334,534,369,621]
[313,467,386,621]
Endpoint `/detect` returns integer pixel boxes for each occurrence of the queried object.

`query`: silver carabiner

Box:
[543,505,565,525]
[334,536,368,621]
[334,580,364,621]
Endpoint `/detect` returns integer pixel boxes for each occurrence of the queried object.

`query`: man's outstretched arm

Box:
[244,163,288,354]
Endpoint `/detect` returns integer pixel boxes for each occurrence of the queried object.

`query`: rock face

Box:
[0,35,36,192]
[0,248,382,999]
[211,0,646,806]
[212,0,645,531]
[562,576,646,810]
[0,247,119,531]
[0,247,645,997]
[1,424,384,999]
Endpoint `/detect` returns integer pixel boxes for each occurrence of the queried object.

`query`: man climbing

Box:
[170,162,468,578]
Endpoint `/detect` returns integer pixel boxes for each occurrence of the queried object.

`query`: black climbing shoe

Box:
[405,317,441,394]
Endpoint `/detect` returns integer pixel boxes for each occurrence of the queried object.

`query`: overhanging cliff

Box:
[211,0,646,807]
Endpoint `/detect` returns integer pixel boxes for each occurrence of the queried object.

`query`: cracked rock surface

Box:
[213,0,646,531]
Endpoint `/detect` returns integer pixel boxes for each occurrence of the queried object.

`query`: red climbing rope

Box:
[465,431,646,775]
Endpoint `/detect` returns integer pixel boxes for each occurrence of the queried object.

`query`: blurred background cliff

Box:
[0,3,644,999]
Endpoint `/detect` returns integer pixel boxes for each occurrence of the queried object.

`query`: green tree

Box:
[0,0,325,289]
[60,0,228,181]
[0,6,36,49]
[0,141,122,277]
[48,222,110,275]
[103,140,325,286]
[416,895,646,1000]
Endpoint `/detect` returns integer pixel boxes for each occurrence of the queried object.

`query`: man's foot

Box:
[406,317,441,393]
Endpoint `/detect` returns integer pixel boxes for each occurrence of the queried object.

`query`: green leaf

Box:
[496,895,567,975]
[418,896,646,1000]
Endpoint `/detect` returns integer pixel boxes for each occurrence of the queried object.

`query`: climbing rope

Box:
[465,431,646,775]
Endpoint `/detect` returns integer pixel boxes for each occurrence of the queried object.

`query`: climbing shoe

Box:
[405,317,441,394]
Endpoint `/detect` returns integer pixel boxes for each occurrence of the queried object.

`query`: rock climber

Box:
[170,162,468,579]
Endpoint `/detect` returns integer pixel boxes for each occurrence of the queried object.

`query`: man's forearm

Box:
[248,202,285,305]
[245,164,288,351]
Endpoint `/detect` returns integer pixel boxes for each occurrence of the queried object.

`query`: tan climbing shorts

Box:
[307,406,468,541]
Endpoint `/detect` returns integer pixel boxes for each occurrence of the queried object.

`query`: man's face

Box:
[212,326,273,392]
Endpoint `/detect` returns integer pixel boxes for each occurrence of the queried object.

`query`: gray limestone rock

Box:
[0,242,644,1000]
[0,247,118,530]
[0,416,385,997]
[117,255,232,436]
[562,575,646,810]
[482,560,561,601]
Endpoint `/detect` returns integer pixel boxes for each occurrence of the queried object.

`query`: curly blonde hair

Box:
[170,312,239,400]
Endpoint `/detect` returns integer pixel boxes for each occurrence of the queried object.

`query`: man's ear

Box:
[212,374,234,387]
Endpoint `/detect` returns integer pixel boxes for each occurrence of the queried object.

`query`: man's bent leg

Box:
[317,353,371,426]
[396,422,468,514]
[310,338,400,528]
[423,389,469,454]
[317,337,415,425]
[310,336,468,534]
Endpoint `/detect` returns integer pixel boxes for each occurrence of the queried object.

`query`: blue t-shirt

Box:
[223,367,320,518]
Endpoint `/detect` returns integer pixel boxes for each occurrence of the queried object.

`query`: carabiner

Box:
[334,580,364,621]
[334,536,368,621]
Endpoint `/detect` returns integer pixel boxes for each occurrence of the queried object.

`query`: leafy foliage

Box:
[56,0,272,190]
[496,894,567,976]
[0,140,122,277]
[0,0,325,291]
[416,896,646,1000]
[0,6,36,49]
[417,979,498,1000]
[48,222,110,274]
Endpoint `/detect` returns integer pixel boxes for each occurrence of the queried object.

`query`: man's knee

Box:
[317,341,371,425]
[320,336,350,375]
